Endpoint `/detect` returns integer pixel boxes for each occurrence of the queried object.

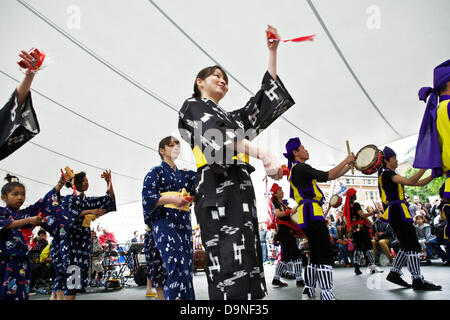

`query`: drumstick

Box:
[346,140,354,174]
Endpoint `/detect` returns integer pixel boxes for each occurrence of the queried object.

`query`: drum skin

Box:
[355,144,384,175]
[329,194,342,208]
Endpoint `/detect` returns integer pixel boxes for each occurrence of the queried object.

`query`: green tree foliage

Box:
[404,168,446,202]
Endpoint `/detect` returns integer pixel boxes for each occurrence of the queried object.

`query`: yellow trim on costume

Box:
[288,163,324,225]
[233,153,250,163]
[378,171,411,221]
[378,175,387,205]
[192,145,250,168]
[437,100,450,172]
[82,214,97,227]
[193,145,208,168]
[445,176,450,201]
[160,188,192,211]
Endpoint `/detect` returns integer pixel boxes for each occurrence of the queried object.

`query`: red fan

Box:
[18,48,46,70]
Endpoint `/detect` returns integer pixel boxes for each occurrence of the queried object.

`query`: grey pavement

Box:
[30,261,449,300]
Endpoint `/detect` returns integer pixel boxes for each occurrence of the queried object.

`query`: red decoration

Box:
[18,48,46,70]
[267,31,316,43]
[281,164,290,176]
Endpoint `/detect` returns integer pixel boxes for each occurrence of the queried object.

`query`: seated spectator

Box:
[29,229,49,293]
[405,194,419,219]
[414,214,435,265]
[336,223,352,267]
[430,199,441,225]
[327,217,338,245]
[99,227,117,248]
[428,201,450,266]
[366,205,375,218]
[371,211,394,265]
[335,209,345,228]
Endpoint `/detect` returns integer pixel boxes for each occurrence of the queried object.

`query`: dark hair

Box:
[158,136,180,160]
[438,81,449,95]
[73,171,86,192]
[1,174,25,196]
[192,65,228,98]
[37,229,46,236]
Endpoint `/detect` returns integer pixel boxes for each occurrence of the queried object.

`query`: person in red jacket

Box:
[98,227,117,248]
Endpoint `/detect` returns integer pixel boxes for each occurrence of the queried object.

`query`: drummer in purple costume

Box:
[378,146,441,290]
[284,137,354,300]
[414,60,450,244]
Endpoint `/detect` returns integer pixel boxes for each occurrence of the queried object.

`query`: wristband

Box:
[284,209,291,216]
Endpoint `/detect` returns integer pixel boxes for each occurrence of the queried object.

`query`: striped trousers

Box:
[303,263,335,300]
[390,249,423,280]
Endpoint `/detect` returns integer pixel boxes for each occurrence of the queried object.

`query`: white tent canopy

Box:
[1,0,448,242]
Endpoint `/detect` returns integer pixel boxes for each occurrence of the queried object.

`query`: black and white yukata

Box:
[0,90,39,161]
[178,71,295,300]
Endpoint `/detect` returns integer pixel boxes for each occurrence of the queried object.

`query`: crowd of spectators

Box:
[260,194,449,269]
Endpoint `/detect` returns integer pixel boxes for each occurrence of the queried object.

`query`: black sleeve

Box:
[0,90,40,160]
[229,71,295,135]
[382,170,396,186]
[292,163,329,184]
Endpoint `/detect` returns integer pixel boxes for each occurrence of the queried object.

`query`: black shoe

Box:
[412,278,442,291]
[420,259,432,266]
[272,279,288,287]
[301,287,315,300]
[354,264,362,275]
[443,261,450,266]
[281,273,295,280]
[296,280,305,287]
[386,271,412,288]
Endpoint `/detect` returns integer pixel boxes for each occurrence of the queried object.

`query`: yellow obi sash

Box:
[192,145,250,168]
[378,174,412,222]
[288,163,325,228]
[437,99,450,172]
[82,214,97,227]
[160,188,192,212]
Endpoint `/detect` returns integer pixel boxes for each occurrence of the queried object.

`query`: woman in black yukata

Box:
[178,25,295,300]
[0,49,41,161]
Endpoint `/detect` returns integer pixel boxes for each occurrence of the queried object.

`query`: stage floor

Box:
[30,260,449,300]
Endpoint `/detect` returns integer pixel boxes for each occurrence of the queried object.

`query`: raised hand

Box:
[17,49,40,75]
[101,170,112,183]
[266,25,280,51]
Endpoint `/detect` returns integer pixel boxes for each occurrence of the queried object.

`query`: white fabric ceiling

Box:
[1,0,449,241]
